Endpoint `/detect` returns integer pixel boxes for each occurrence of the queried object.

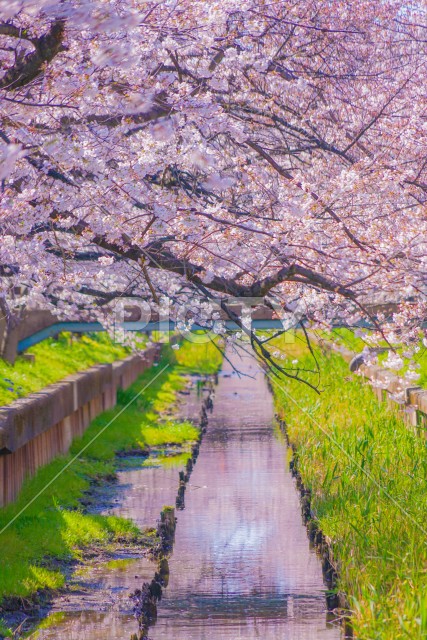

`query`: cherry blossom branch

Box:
[246,140,370,252]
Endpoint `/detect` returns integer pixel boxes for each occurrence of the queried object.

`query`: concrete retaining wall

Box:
[0,346,160,507]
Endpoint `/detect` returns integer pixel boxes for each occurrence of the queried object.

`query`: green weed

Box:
[269,336,427,638]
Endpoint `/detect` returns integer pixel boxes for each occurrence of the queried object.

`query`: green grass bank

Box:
[0,332,135,406]
[0,335,222,636]
[269,336,427,639]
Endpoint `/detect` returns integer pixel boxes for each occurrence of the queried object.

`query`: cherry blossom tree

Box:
[1,0,427,377]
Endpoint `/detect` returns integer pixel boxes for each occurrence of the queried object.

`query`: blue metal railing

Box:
[17,319,294,353]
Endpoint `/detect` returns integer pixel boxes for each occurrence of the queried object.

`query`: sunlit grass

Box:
[25,612,68,638]
[269,335,427,638]
[173,333,223,374]
[0,620,12,637]
[0,339,221,603]
[326,327,427,387]
[148,451,193,468]
[325,327,369,352]
[0,332,133,406]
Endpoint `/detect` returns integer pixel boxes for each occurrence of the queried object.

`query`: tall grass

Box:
[0,340,220,613]
[269,337,427,639]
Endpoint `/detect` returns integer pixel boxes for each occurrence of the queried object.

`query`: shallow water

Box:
[34,348,339,640]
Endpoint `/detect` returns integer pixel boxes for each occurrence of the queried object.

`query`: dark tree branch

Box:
[0,19,65,90]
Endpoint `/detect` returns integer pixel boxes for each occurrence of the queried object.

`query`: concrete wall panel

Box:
[0,346,159,506]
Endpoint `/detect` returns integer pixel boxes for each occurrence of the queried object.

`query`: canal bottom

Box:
[35,348,340,640]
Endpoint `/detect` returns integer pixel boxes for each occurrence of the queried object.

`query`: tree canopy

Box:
[1,0,427,373]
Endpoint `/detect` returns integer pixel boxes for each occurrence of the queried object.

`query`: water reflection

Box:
[149,348,339,640]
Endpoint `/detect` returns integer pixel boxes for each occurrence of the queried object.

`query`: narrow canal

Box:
[35,348,339,640]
